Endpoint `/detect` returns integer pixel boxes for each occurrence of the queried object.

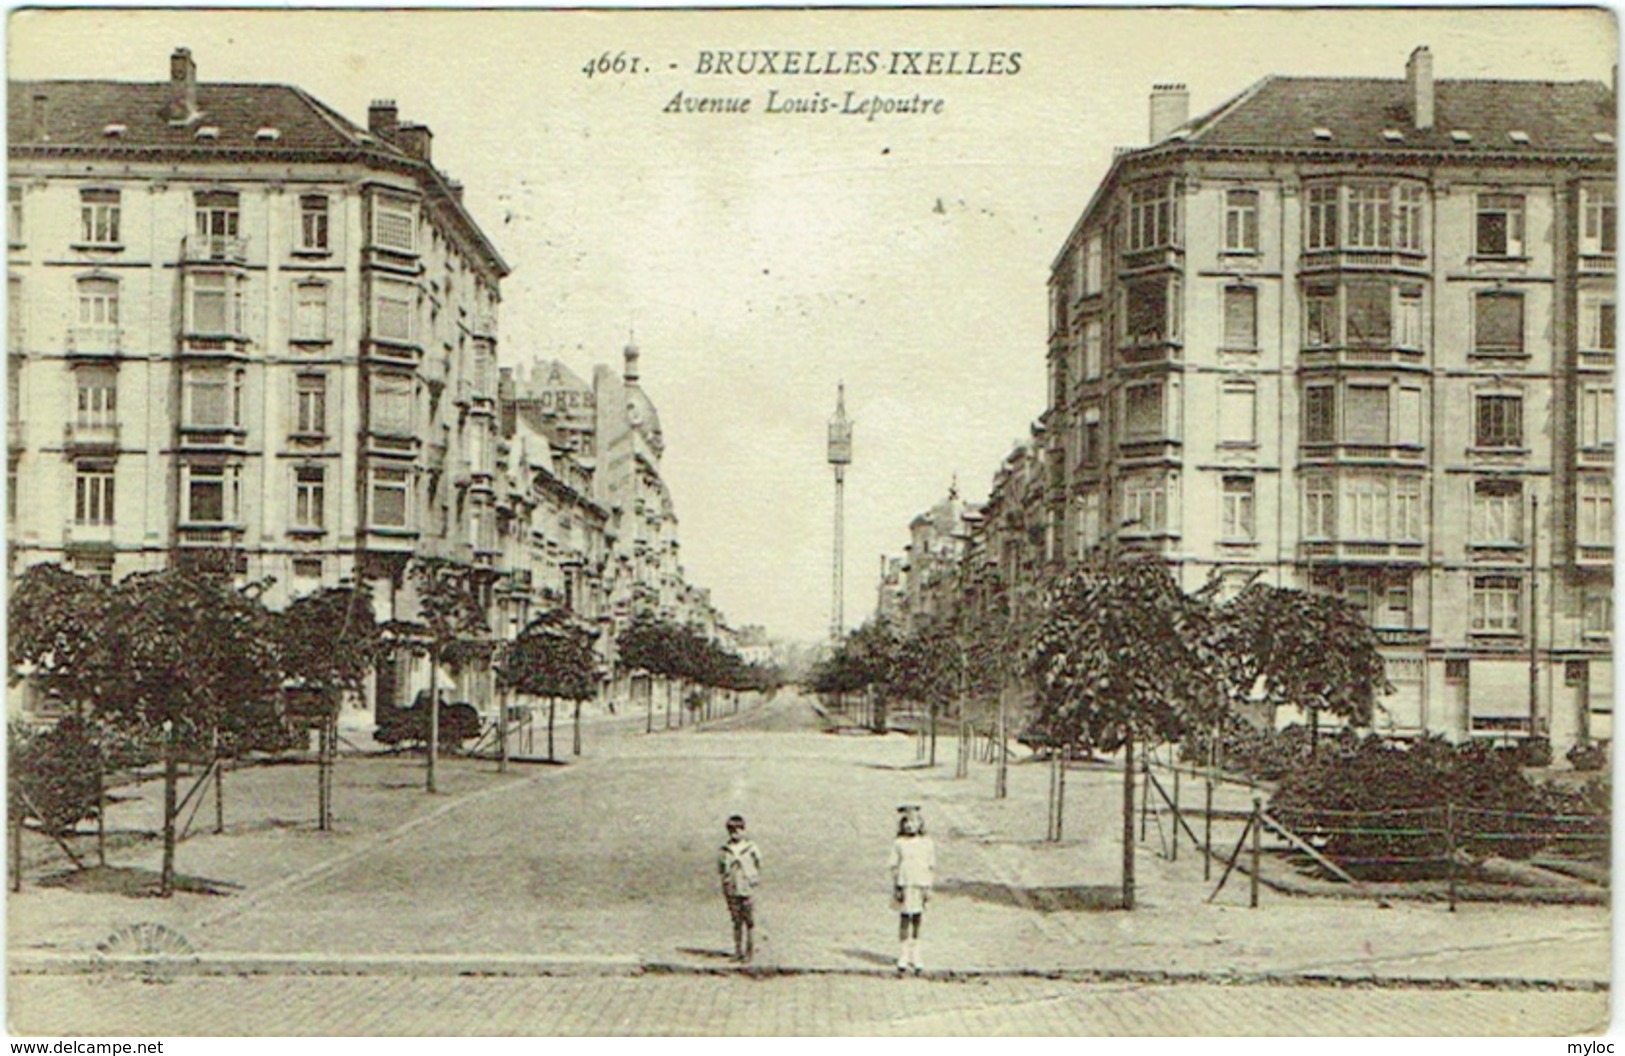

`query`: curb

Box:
[6,952,1608,992]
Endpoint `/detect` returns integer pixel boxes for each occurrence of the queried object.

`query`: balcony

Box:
[64,421,119,452]
[368,428,420,460]
[1578,252,1614,277]
[1374,627,1431,647]
[1577,542,1613,566]
[1298,248,1428,275]
[1298,539,1426,565]
[66,326,123,357]
[1300,345,1427,370]
[176,523,243,548]
[181,235,248,266]
[177,425,246,452]
[1577,444,1614,469]
[1117,245,1183,275]
[1299,441,1426,465]
[364,337,422,366]
[179,333,250,359]
[1579,348,1614,371]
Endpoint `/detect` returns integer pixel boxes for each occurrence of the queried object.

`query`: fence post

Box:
[1202,772,1213,882]
[1138,760,1152,842]
[1171,764,1180,862]
[1249,794,1262,909]
[1445,801,1457,914]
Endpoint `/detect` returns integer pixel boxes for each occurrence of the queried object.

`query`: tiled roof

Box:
[1182,76,1615,153]
[8,80,387,152]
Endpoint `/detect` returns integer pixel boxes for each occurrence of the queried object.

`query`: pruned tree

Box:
[277,584,384,827]
[393,558,492,793]
[1028,558,1220,909]
[894,623,963,766]
[499,609,596,761]
[1215,582,1391,756]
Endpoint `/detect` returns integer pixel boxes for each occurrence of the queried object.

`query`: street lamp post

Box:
[828,383,853,645]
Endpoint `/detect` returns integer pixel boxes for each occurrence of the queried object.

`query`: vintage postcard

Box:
[3,5,1615,1040]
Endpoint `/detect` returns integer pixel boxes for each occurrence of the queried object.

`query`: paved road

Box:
[8,691,1612,1036]
[8,972,1608,1036]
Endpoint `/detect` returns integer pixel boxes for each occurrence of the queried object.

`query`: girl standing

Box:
[889,805,936,974]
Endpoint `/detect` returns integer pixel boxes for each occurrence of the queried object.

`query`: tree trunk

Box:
[928,701,938,767]
[1121,733,1135,911]
[572,699,582,756]
[547,697,557,761]
[498,685,509,774]
[1056,747,1068,841]
[665,680,672,730]
[1309,706,1320,759]
[212,727,224,836]
[427,646,440,795]
[161,726,178,898]
[646,679,654,734]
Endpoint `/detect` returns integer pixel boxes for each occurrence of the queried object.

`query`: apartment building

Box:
[8,48,515,714]
[1044,49,1615,750]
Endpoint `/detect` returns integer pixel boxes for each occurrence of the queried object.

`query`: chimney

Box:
[168,47,197,123]
[395,123,433,163]
[368,99,398,139]
[624,341,640,384]
[31,93,48,142]
[1407,47,1435,131]
[1149,83,1190,143]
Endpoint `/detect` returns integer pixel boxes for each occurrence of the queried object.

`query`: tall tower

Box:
[827,383,853,643]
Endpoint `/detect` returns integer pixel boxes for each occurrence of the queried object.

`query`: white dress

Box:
[890,835,937,913]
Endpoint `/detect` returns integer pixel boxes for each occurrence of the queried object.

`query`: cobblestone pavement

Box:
[6,972,1610,1036]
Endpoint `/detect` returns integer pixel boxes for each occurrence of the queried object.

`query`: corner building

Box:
[1046,50,1615,751]
[9,50,511,708]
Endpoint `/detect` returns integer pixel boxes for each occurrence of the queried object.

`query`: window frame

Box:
[291,280,331,345]
[1218,379,1257,447]
[1470,573,1524,636]
[370,372,415,436]
[369,465,413,530]
[1474,193,1526,259]
[372,279,416,345]
[183,366,245,431]
[1220,475,1257,541]
[1578,476,1614,548]
[1471,478,1525,546]
[1303,473,1336,540]
[1474,392,1525,450]
[292,464,326,532]
[73,367,117,429]
[1473,291,1526,357]
[372,195,418,255]
[1223,189,1260,254]
[73,461,115,526]
[1122,380,1165,441]
[78,189,122,248]
[181,462,240,526]
[293,372,327,437]
[1221,285,1258,350]
[1580,385,1616,450]
[1581,186,1616,257]
[298,194,330,254]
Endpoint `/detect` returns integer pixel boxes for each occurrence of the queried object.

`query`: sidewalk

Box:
[7,706,1611,989]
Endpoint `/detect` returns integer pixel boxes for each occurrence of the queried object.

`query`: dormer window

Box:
[1508,130,1530,145]
[255,127,280,142]
[1594,132,1615,145]
[1450,130,1473,143]
[1382,129,1405,142]
[1311,127,1333,141]
[195,125,220,140]
[102,123,127,138]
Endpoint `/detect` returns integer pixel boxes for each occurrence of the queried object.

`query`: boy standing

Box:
[718,814,762,963]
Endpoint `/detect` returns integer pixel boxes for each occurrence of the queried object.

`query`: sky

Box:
[8,7,1615,644]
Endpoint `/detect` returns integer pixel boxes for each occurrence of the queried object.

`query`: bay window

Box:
[183,367,244,430]
[1580,385,1615,450]
[373,279,416,344]
[1303,475,1336,539]
[372,196,417,254]
[1581,187,1616,256]
[1123,382,1164,440]
[1125,181,1175,252]
[1121,472,1170,534]
[189,272,243,336]
[1303,182,1426,253]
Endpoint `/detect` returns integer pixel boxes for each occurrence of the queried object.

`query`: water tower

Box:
[827,383,853,643]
